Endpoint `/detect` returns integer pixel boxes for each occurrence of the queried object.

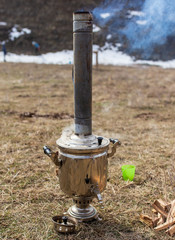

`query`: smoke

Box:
[93,0,126,27]
[124,0,175,57]
[93,0,143,26]
[93,0,175,59]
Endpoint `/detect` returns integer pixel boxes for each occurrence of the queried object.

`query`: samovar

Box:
[43,11,120,222]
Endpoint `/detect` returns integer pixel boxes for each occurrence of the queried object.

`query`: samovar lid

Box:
[56,131,109,153]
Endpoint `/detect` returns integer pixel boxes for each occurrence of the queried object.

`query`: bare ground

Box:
[0,63,175,240]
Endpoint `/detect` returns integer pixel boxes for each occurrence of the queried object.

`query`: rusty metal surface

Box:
[73,11,93,135]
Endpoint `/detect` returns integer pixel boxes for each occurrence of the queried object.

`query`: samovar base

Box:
[68,204,97,221]
[67,196,98,221]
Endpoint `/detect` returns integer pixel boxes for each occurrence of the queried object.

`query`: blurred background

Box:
[1,0,175,61]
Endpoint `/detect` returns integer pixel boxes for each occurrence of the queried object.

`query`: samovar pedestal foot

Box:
[67,196,98,222]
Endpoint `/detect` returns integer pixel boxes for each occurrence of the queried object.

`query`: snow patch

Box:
[106,34,112,40]
[0,22,7,26]
[128,10,145,18]
[22,28,31,34]
[93,45,100,51]
[1,44,175,69]
[93,24,101,32]
[9,26,31,41]
[100,13,111,19]
[116,43,122,48]
[136,20,147,25]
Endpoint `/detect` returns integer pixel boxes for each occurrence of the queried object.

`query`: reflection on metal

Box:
[56,133,109,197]
[91,184,103,204]
[52,215,77,233]
[43,11,121,224]
[68,196,97,221]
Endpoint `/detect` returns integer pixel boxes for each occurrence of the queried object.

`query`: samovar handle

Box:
[107,138,121,158]
[43,146,62,167]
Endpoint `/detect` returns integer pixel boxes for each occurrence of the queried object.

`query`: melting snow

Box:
[116,43,122,48]
[106,34,112,40]
[136,20,147,25]
[100,13,111,19]
[93,45,100,51]
[93,24,101,32]
[128,10,145,18]
[0,22,7,26]
[1,44,175,69]
[22,28,31,34]
[9,26,31,41]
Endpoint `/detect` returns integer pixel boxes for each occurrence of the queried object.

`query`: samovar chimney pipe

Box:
[73,11,93,136]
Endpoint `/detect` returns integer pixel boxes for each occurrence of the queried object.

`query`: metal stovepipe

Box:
[73,11,93,136]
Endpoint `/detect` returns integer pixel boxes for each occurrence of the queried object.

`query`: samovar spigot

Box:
[91,184,103,204]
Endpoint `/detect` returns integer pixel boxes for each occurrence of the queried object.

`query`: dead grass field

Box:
[0,63,175,240]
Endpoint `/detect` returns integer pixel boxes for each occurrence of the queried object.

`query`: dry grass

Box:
[0,63,175,240]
